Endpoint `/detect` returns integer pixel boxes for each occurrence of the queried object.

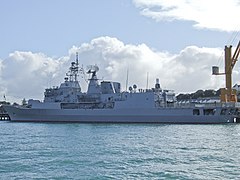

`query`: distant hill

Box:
[177,89,221,101]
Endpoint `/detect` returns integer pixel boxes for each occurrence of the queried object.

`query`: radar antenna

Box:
[86,65,99,79]
[87,65,99,73]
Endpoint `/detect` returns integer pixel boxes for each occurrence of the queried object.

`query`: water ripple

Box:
[0,122,240,179]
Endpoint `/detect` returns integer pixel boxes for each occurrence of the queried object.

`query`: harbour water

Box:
[0,121,240,179]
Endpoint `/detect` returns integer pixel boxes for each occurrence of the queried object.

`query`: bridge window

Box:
[230,108,238,115]
[203,109,215,115]
[193,109,200,115]
[220,109,227,115]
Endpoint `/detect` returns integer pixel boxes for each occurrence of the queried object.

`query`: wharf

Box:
[0,113,10,121]
[0,106,10,121]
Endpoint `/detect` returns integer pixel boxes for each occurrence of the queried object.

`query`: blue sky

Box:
[1,0,235,58]
[1,0,240,102]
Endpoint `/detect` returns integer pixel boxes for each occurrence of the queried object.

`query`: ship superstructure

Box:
[44,53,82,103]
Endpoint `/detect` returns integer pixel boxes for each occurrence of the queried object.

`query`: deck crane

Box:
[212,40,240,102]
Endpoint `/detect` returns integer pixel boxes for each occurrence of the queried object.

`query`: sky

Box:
[1,0,240,103]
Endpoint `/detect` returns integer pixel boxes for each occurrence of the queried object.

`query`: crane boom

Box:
[231,40,240,68]
[212,40,240,102]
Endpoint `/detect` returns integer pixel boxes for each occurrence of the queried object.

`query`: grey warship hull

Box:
[4,105,237,124]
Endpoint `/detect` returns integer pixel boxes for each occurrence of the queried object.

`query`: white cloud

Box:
[70,37,228,93]
[0,36,236,103]
[0,52,68,103]
[133,0,240,31]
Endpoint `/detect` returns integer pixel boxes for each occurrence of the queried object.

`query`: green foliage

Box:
[177,89,220,101]
[0,101,11,105]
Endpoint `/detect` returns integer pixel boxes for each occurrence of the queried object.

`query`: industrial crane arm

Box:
[231,40,240,68]
[212,40,240,102]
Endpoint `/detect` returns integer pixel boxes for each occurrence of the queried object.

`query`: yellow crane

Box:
[212,40,240,102]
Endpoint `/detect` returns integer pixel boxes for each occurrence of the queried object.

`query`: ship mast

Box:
[66,52,79,82]
[74,52,79,81]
